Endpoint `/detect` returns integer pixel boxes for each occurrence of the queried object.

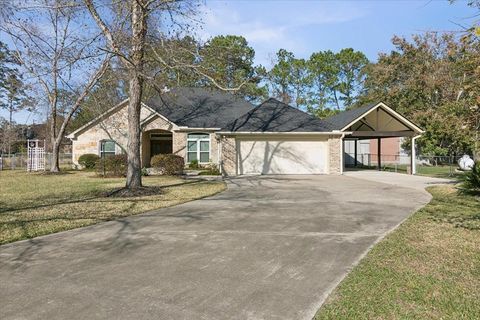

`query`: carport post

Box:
[411,135,419,175]
[354,139,358,167]
[377,138,381,171]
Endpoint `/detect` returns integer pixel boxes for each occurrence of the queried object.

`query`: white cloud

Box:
[243,25,286,43]
[197,1,369,66]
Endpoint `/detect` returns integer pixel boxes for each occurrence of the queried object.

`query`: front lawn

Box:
[316,185,480,319]
[0,171,226,245]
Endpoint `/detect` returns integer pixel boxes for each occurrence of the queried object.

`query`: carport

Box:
[323,102,424,174]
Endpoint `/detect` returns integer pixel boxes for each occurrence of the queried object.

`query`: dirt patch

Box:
[104,186,163,198]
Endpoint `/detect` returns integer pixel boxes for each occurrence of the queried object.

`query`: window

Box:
[100,140,116,157]
[187,133,210,163]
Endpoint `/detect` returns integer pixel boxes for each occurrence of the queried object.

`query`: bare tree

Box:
[84,0,200,190]
[1,0,111,172]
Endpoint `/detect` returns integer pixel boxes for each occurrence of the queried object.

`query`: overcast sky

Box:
[1,0,476,124]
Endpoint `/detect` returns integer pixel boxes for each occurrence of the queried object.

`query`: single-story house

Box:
[67,87,424,176]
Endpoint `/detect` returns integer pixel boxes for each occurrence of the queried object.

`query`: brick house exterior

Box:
[68,88,422,176]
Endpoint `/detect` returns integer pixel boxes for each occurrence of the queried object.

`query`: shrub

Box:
[96,154,127,177]
[189,159,199,169]
[199,163,221,175]
[462,161,480,194]
[151,154,184,175]
[78,153,100,169]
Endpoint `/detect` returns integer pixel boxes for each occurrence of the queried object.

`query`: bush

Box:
[189,159,199,169]
[151,154,184,175]
[96,154,127,177]
[199,163,221,175]
[78,153,100,169]
[462,161,480,193]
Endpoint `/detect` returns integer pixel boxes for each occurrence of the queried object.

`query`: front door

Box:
[151,140,172,156]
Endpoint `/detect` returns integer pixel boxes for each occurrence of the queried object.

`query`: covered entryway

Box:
[237,136,328,174]
[141,129,173,166]
[324,102,424,174]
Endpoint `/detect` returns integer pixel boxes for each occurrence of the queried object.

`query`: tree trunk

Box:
[333,90,340,110]
[50,140,61,172]
[8,100,13,155]
[125,74,143,189]
[125,0,147,190]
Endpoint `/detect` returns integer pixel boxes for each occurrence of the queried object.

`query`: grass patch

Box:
[347,164,464,179]
[0,170,226,245]
[315,185,480,319]
[417,166,464,179]
[198,170,221,176]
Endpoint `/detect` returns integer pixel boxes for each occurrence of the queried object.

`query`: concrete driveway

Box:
[0,174,444,320]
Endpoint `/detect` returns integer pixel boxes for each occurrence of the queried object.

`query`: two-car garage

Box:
[236,135,330,175]
[219,98,342,176]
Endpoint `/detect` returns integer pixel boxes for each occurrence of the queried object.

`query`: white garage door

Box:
[238,138,328,174]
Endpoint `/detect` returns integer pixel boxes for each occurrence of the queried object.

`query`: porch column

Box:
[377,138,381,171]
[411,136,419,175]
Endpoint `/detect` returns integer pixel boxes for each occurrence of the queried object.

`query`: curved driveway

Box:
[0,174,446,320]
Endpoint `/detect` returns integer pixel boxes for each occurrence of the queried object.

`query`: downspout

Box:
[217,134,223,175]
[340,133,346,175]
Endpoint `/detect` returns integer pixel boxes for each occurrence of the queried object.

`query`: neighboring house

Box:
[67,87,423,176]
[344,137,411,166]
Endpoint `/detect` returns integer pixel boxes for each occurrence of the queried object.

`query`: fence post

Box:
[450,155,454,177]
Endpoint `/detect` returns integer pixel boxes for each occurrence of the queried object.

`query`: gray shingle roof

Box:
[144,87,255,128]
[323,103,378,130]
[223,98,335,132]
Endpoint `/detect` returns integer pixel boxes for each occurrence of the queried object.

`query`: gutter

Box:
[177,127,222,131]
[215,131,349,136]
[218,137,223,175]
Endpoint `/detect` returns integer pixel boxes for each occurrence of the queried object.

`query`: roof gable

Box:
[67,99,129,139]
[324,102,423,134]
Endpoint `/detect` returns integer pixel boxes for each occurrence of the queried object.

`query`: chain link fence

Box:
[0,151,470,178]
[0,153,73,171]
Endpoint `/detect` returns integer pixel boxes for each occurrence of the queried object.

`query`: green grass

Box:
[348,164,464,179]
[315,185,480,319]
[417,166,464,179]
[0,170,226,245]
[388,165,463,179]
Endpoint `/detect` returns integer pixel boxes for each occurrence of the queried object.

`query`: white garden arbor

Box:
[27,139,46,172]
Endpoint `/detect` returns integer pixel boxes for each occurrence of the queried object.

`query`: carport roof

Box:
[323,102,424,137]
[323,103,378,130]
[223,98,336,132]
